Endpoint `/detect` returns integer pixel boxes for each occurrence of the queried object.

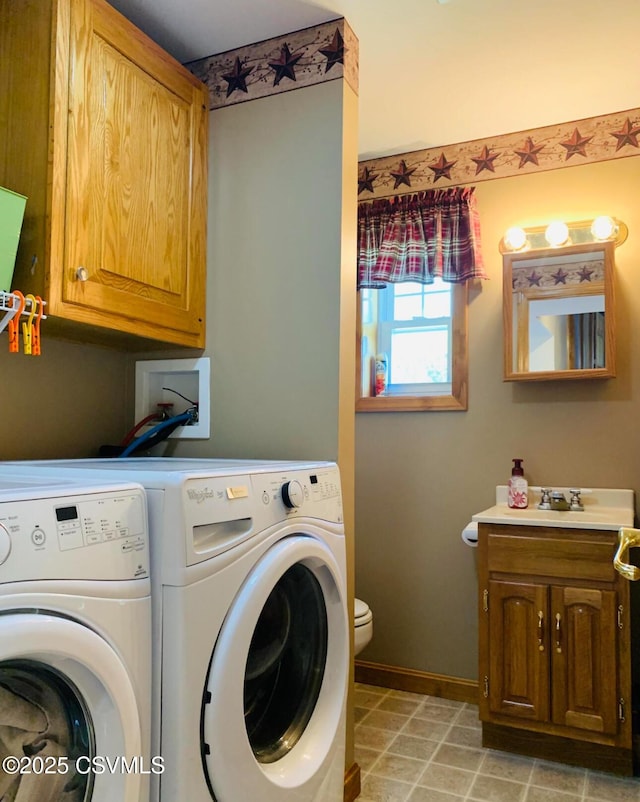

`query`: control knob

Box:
[281,480,304,509]
[0,522,11,565]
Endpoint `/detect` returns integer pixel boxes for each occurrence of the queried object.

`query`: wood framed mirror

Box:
[503,240,616,381]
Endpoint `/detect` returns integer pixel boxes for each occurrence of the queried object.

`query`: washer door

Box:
[201,535,348,802]
[0,613,143,802]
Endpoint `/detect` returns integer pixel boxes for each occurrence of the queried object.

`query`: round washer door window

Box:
[201,535,348,802]
[0,612,144,802]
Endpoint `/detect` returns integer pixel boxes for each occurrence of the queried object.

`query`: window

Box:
[357,279,468,412]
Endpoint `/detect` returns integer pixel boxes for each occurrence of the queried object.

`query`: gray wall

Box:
[0,338,129,459]
[355,155,640,680]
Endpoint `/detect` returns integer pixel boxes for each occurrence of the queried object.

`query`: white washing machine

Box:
[0,474,152,802]
[2,459,349,802]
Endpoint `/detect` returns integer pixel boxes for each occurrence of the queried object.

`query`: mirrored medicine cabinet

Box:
[501,221,624,382]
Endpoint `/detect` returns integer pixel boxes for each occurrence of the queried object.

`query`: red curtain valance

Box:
[357,187,487,289]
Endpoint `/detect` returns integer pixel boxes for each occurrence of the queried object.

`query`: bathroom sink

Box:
[472,486,634,530]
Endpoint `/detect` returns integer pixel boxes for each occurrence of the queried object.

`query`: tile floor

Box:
[354,683,640,802]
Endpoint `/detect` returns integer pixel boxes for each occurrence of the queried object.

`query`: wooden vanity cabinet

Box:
[0,0,208,348]
[478,523,632,775]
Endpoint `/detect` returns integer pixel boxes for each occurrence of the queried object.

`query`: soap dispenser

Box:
[508,459,528,509]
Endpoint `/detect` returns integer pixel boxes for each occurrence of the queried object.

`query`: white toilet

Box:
[354,598,373,656]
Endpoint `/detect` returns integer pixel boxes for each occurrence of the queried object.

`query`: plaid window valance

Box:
[357,187,487,289]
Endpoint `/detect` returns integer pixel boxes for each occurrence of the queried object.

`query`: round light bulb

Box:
[545,221,569,247]
[504,226,527,251]
[591,215,616,240]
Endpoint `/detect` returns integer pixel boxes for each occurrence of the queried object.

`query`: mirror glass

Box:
[503,241,616,381]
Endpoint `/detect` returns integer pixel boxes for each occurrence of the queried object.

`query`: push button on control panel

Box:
[31,528,46,546]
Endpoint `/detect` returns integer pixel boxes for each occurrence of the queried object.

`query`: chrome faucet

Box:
[538,488,584,511]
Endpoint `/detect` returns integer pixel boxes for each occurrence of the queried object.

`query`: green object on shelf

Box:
[0,186,27,292]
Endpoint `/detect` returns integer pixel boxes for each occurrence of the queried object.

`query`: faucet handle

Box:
[538,488,551,510]
[569,489,584,511]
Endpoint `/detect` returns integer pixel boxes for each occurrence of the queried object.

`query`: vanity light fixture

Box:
[591,215,618,241]
[544,221,569,247]
[503,226,528,251]
[500,216,627,253]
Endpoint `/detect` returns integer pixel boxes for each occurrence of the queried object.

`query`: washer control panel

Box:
[0,487,149,581]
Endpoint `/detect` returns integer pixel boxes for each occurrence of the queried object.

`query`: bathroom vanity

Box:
[473,487,635,775]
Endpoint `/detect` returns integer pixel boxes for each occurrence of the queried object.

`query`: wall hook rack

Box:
[0,291,47,355]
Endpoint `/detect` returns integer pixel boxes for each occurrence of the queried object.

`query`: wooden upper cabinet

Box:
[0,0,208,348]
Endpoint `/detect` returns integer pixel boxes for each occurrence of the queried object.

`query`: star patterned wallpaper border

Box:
[358,109,640,199]
[186,18,358,111]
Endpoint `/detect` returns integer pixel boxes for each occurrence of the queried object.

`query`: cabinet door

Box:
[487,580,549,722]
[61,0,207,345]
[551,586,618,736]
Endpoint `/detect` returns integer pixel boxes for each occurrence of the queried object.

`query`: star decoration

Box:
[428,152,456,182]
[268,44,303,86]
[514,137,545,168]
[221,57,254,97]
[560,128,593,160]
[527,271,542,287]
[358,167,378,194]
[610,118,640,151]
[319,28,346,73]
[470,146,499,175]
[552,268,569,284]
[578,266,595,282]
[390,160,416,189]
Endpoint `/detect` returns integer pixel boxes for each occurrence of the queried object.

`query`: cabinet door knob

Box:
[75,266,89,282]
[555,613,562,653]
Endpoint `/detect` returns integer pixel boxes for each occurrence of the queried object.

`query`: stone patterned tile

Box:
[418,762,475,796]
[585,771,640,801]
[355,745,382,773]
[355,724,398,751]
[388,734,439,761]
[424,696,464,708]
[389,689,430,702]
[408,787,466,802]
[355,687,389,709]
[432,743,485,772]
[359,773,413,802]
[529,761,585,795]
[415,703,460,724]
[378,696,424,716]
[468,773,527,802]
[480,750,534,784]
[455,706,481,729]
[370,753,427,784]
[364,709,411,733]
[443,725,483,749]
[355,706,371,724]
[403,718,450,741]
[525,787,581,802]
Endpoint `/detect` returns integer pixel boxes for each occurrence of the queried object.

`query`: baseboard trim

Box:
[344,761,361,802]
[354,660,478,705]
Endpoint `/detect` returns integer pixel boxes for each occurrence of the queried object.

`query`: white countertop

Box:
[472,486,635,530]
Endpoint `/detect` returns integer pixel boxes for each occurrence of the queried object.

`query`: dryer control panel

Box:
[0,487,149,581]
[180,464,344,569]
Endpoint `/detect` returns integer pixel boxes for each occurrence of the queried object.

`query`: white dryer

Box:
[0,475,152,802]
[2,459,349,802]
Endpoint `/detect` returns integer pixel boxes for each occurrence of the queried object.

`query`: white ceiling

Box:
[111,0,640,161]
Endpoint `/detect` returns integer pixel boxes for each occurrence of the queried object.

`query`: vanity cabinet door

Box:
[551,586,619,736]
[486,580,549,723]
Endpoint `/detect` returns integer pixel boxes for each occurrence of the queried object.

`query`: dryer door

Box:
[0,612,143,802]
[201,534,348,802]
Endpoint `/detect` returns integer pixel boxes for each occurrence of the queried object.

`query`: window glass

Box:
[357,279,468,412]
